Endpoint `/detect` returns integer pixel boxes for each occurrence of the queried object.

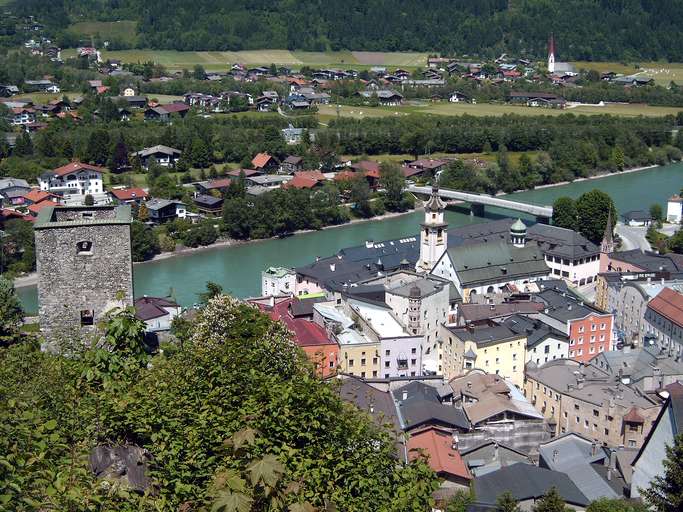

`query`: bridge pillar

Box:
[536,215,551,225]
[470,203,485,217]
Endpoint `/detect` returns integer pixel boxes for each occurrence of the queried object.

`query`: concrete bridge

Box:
[407,185,553,222]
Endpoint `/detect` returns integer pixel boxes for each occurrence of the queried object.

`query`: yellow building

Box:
[336,329,381,379]
[442,323,527,387]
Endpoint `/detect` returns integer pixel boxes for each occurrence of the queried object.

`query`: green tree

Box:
[110,137,130,172]
[137,203,149,222]
[13,131,33,157]
[84,129,111,165]
[198,281,223,304]
[650,203,664,223]
[349,174,372,218]
[84,194,94,206]
[497,490,521,512]
[0,276,23,345]
[379,162,406,212]
[668,229,683,254]
[552,197,578,230]
[612,146,625,171]
[188,137,211,168]
[587,498,648,512]
[130,220,160,262]
[532,487,568,512]
[193,64,206,80]
[575,190,617,244]
[641,433,683,512]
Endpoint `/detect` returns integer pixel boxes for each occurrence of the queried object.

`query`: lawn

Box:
[572,60,683,85]
[318,100,683,121]
[13,92,80,104]
[67,20,139,45]
[60,49,431,71]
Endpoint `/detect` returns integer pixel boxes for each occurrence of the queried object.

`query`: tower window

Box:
[80,309,94,326]
[76,240,93,255]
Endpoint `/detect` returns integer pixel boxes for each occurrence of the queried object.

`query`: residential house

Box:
[509,91,566,108]
[27,200,61,217]
[144,103,190,121]
[530,282,613,363]
[501,314,569,366]
[623,210,652,227]
[110,187,149,205]
[0,85,19,97]
[460,441,531,477]
[393,381,470,433]
[24,80,59,93]
[134,296,181,332]
[255,95,276,111]
[9,107,36,125]
[449,371,548,453]
[631,382,683,498]
[251,153,279,173]
[356,89,404,106]
[195,178,233,196]
[261,266,296,297]
[144,198,187,223]
[282,125,306,145]
[471,463,590,510]
[644,287,683,356]
[666,195,682,223]
[442,324,527,386]
[131,145,182,169]
[39,161,105,198]
[282,171,325,190]
[449,91,470,103]
[122,86,136,97]
[193,194,223,216]
[0,178,31,206]
[280,155,304,174]
[524,359,660,447]
[22,189,59,207]
[591,344,683,394]
[538,433,623,501]
[405,159,448,177]
[118,96,148,109]
[408,426,472,502]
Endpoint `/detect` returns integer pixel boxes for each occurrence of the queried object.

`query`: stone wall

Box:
[36,222,133,349]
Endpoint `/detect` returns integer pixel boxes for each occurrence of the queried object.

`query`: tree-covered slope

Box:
[12,0,683,61]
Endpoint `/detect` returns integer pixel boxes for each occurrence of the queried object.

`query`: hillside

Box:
[10,0,683,61]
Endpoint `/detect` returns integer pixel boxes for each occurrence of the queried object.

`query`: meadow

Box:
[67,21,139,46]
[572,60,683,85]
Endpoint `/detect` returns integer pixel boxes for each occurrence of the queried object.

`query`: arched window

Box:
[486,286,495,294]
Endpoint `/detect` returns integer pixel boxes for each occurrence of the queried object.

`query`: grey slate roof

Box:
[446,324,522,348]
[397,398,470,431]
[593,345,683,386]
[538,433,618,501]
[388,277,447,299]
[447,218,599,260]
[145,198,185,211]
[609,249,683,273]
[0,177,30,191]
[473,462,590,507]
[337,376,402,435]
[392,381,441,404]
[502,314,568,349]
[534,283,605,323]
[131,145,181,158]
[445,240,548,288]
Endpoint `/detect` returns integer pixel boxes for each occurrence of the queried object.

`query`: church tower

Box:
[547,34,556,74]
[417,184,447,273]
[599,209,614,272]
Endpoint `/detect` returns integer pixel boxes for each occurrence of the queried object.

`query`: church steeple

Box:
[547,33,556,74]
[599,208,614,273]
[417,185,448,273]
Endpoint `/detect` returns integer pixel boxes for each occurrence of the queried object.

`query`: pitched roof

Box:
[22,189,55,204]
[283,155,303,165]
[131,145,181,158]
[647,287,683,327]
[51,161,105,177]
[337,375,402,435]
[110,188,148,201]
[257,298,335,347]
[349,160,380,173]
[251,153,274,169]
[609,249,683,273]
[459,302,544,324]
[396,392,470,431]
[407,427,472,480]
[28,200,60,215]
[283,174,320,189]
[134,296,179,321]
[473,463,590,507]
[158,103,189,114]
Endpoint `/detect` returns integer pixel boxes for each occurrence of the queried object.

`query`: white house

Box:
[131,145,182,169]
[39,162,104,198]
[667,195,682,223]
[501,314,569,366]
[145,198,187,223]
[123,87,136,97]
[261,266,296,296]
[134,296,182,332]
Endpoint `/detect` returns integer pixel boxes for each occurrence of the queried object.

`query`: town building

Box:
[39,161,105,199]
[144,103,190,121]
[666,195,682,223]
[251,152,279,173]
[456,301,543,326]
[644,286,683,356]
[280,155,304,174]
[261,266,296,296]
[416,185,448,273]
[442,324,527,386]
[134,296,181,332]
[109,187,149,206]
[0,178,31,206]
[460,441,531,477]
[393,381,470,433]
[631,382,683,498]
[34,205,134,348]
[131,145,182,169]
[530,282,613,363]
[8,106,36,125]
[501,314,570,366]
[524,359,660,448]
[145,198,187,223]
[193,194,223,216]
[622,210,652,227]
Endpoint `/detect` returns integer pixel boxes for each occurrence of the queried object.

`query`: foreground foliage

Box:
[0,296,438,510]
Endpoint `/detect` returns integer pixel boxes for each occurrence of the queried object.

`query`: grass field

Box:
[572,60,683,85]
[317,101,683,121]
[67,20,139,45]
[60,49,430,71]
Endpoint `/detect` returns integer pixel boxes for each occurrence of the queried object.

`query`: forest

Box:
[10,0,683,61]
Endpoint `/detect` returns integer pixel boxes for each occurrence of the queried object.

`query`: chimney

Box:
[330,263,336,272]
[269,295,275,307]
[452,433,459,450]
[577,377,584,390]
[552,449,559,463]
[591,442,598,456]
[402,390,408,401]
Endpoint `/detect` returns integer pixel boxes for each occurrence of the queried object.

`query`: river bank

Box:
[530,164,659,191]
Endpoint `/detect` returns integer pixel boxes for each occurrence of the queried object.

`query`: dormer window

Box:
[77,240,93,255]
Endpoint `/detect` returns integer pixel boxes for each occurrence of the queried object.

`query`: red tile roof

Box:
[350,160,380,173]
[226,168,262,178]
[51,161,105,177]
[22,189,56,204]
[256,298,334,348]
[623,407,645,424]
[110,187,149,201]
[0,208,28,222]
[203,178,232,189]
[252,152,274,169]
[648,287,683,327]
[160,103,189,114]
[283,175,320,190]
[402,166,424,178]
[407,427,472,481]
[294,170,325,181]
[28,200,59,215]
[334,170,356,182]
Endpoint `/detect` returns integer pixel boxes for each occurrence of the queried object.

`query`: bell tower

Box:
[599,209,614,272]
[417,184,447,272]
[548,34,556,74]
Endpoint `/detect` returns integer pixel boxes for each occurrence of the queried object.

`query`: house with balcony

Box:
[38,162,105,198]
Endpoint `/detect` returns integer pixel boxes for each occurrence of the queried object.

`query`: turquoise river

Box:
[16,164,683,313]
